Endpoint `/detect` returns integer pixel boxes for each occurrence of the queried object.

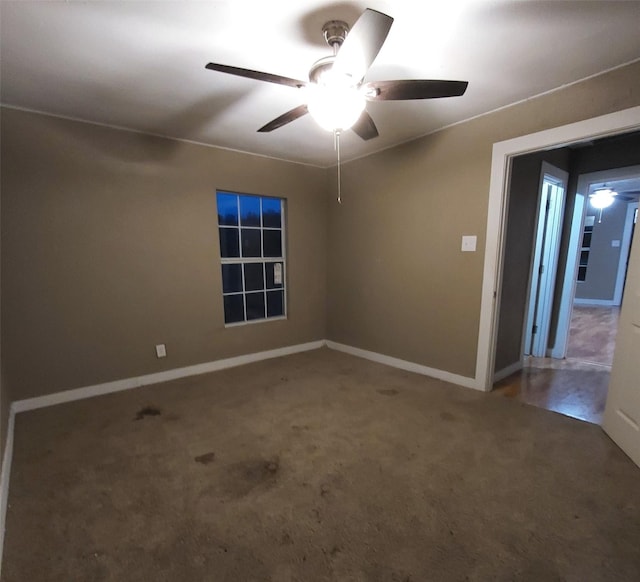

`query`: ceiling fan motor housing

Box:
[322,20,350,50]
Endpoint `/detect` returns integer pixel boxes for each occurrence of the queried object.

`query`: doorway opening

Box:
[492,138,640,424]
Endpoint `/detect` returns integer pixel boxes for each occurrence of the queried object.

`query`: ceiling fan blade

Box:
[332,9,393,82]
[205,63,306,89]
[364,79,469,100]
[258,104,309,133]
[351,110,379,141]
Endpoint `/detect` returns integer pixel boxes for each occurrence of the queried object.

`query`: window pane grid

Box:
[217,192,286,325]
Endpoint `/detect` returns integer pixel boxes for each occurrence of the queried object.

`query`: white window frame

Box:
[217,192,287,327]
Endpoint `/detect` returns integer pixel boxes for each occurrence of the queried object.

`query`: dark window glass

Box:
[578,266,587,282]
[265,262,284,289]
[262,198,281,228]
[582,232,592,248]
[217,193,238,226]
[219,228,240,258]
[245,292,265,320]
[240,196,261,227]
[221,264,243,293]
[244,263,264,291]
[267,290,284,317]
[241,229,261,257]
[224,294,244,323]
[263,230,282,257]
[580,251,590,266]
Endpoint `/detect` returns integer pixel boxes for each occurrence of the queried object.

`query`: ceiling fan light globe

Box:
[590,189,616,209]
[306,73,365,131]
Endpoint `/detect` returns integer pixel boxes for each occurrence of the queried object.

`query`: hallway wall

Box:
[575,200,631,303]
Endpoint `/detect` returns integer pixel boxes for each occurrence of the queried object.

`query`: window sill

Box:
[224,315,287,329]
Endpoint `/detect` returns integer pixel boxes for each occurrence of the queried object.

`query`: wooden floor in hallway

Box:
[493,305,619,424]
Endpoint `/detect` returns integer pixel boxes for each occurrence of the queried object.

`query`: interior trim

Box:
[326,341,479,390]
[12,340,325,413]
[493,360,524,383]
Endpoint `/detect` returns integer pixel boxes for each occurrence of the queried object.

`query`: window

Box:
[577,215,595,282]
[216,191,286,325]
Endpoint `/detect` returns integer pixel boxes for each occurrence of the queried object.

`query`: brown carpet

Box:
[3,348,640,581]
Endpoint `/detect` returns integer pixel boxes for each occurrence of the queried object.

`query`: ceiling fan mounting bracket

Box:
[322,20,350,51]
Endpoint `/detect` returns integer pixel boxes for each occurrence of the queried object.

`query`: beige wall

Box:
[0,316,6,454]
[1,61,639,404]
[1,142,7,455]
[327,61,640,379]
[1,108,328,400]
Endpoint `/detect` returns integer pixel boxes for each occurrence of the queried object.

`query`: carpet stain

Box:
[440,411,457,422]
[291,424,310,432]
[194,452,216,465]
[378,388,399,396]
[312,508,322,523]
[134,406,161,420]
[281,532,293,545]
[324,545,341,558]
[222,458,280,498]
[242,459,279,480]
[502,384,520,397]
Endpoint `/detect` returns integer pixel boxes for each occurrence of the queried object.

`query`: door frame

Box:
[614,201,639,305]
[475,105,640,391]
[523,163,568,357]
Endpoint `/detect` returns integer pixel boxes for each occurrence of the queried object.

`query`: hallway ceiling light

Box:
[590,188,617,209]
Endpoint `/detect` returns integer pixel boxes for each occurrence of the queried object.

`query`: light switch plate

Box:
[612,239,621,248]
[462,235,477,252]
[155,344,167,358]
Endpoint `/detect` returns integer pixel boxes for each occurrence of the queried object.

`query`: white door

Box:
[603,230,640,468]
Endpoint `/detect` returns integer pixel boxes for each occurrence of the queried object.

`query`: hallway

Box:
[493,306,619,424]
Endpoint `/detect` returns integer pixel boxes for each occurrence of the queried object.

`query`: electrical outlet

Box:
[461,235,477,252]
[155,344,167,358]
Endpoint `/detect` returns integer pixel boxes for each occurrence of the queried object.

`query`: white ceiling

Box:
[1,1,640,166]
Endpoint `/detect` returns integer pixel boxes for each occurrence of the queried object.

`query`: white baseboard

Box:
[493,360,523,383]
[12,340,325,413]
[0,408,15,578]
[573,298,618,307]
[326,341,480,391]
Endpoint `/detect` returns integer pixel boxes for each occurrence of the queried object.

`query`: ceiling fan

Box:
[205,8,469,140]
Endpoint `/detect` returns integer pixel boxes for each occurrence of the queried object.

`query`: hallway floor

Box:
[493,306,619,424]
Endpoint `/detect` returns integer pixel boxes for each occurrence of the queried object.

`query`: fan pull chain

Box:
[334,130,342,204]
